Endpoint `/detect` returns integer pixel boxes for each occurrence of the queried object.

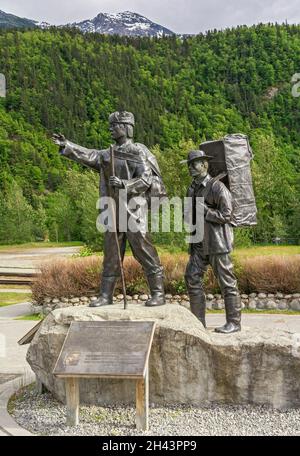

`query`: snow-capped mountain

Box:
[35,21,51,29]
[0,9,174,37]
[69,11,174,37]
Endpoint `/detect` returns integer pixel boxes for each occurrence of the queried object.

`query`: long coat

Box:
[61,139,163,231]
[187,173,234,255]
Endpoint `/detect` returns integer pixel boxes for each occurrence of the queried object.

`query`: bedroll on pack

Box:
[200,134,257,227]
[143,148,168,201]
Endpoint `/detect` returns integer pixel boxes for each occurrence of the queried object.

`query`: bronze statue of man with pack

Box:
[182,134,257,334]
[53,111,167,308]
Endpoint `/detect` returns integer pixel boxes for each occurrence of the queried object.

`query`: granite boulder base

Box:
[27,303,300,409]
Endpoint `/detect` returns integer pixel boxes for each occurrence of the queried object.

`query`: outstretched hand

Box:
[52,133,66,147]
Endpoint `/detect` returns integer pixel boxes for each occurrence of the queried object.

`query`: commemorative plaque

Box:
[53,321,156,430]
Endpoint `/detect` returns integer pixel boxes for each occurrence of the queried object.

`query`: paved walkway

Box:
[0,246,80,273]
[0,303,32,319]
[208,313,300,333]
[0,317,36,375]
[0,303,36,436]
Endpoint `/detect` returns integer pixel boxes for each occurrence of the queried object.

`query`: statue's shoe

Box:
[214,322,241,334]
[145,295,166,307]
[89,297,113,307]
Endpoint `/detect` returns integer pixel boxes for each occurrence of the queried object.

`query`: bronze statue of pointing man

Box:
[53,111,166,308]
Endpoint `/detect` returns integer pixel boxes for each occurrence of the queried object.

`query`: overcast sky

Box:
[1,0,300,34]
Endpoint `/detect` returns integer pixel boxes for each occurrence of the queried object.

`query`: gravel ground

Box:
[9,384,300,436]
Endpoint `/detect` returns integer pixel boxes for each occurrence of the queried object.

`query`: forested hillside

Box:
[0,24,300,246]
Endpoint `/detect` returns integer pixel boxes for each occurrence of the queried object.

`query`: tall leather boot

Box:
[215,295,241,334]
[145,273,166,307]
[189,295,206,328]
[89,276,118,307]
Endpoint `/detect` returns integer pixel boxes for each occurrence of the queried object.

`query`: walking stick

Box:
[110,145,128,310]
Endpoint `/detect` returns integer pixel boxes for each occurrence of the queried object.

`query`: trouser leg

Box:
[90,231,126,307]
[210,253,241,333]
[184,246,208,328]
[102,231,127,277]
[126,231,163,276]
[127,231,165,306]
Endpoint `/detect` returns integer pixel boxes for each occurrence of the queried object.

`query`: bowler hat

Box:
[180,149,213,164]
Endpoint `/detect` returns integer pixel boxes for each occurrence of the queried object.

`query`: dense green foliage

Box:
[0,24,300,246]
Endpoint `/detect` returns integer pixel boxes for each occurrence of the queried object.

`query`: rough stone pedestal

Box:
[27,303,300,409]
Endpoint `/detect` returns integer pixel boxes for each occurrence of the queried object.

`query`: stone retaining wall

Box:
[32,292,300,315]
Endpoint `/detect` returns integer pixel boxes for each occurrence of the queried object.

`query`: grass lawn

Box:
[1,242,298,258]
[0,292,32,307]
[15,314,43,321]
[232,245,300,259]
[0,241,83,251]
[155,244,300,258]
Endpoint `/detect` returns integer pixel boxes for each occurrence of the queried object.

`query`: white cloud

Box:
[1,0,300,34]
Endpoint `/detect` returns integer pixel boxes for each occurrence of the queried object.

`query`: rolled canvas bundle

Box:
[200,134,257,227]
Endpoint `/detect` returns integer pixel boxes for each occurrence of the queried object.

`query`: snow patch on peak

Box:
[70,11,174,37]
[36,21,51,29]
